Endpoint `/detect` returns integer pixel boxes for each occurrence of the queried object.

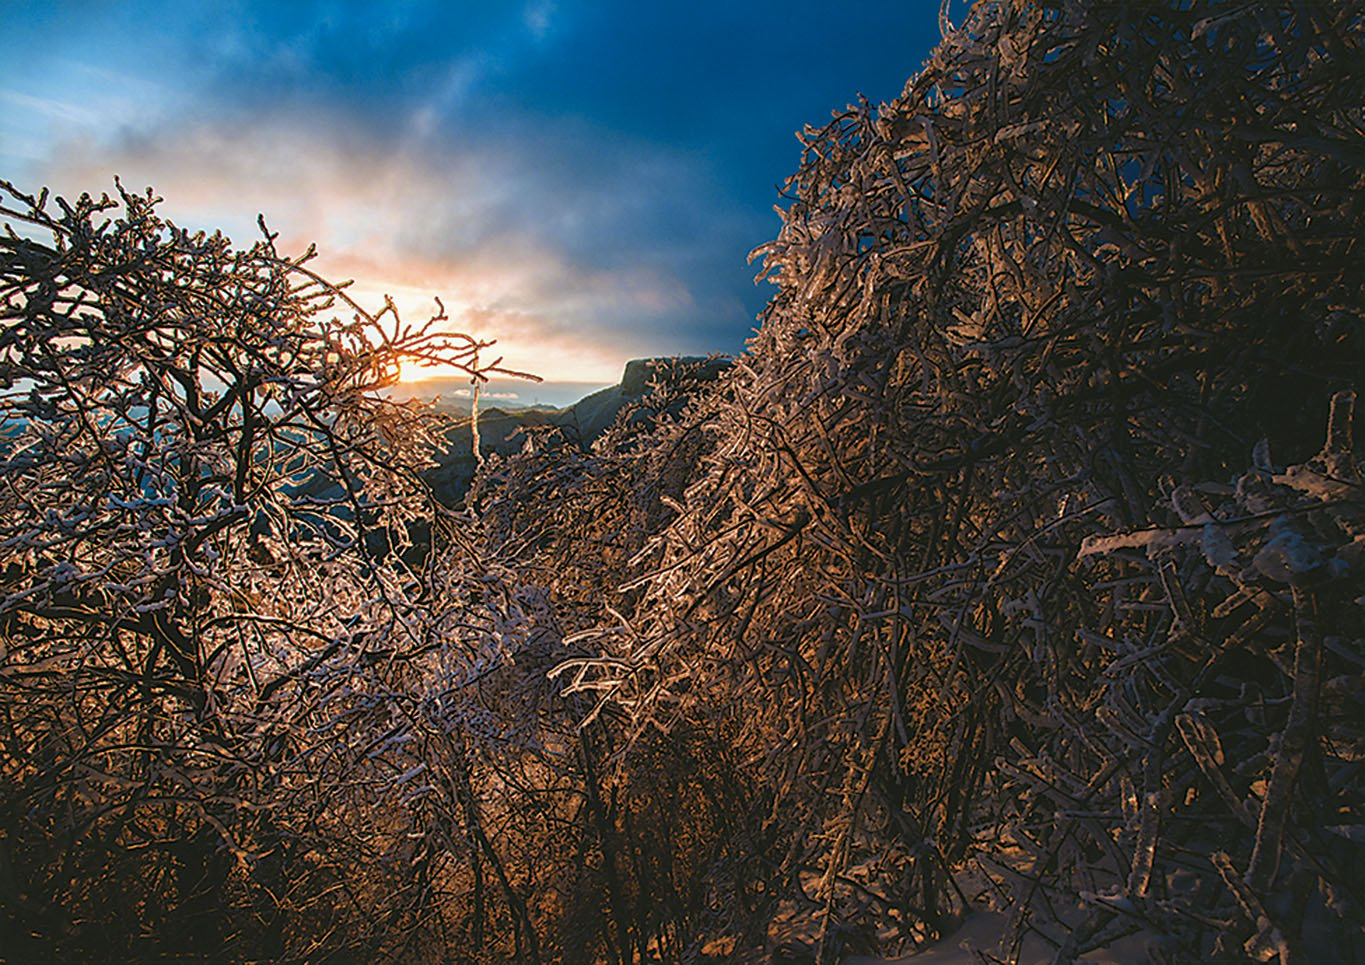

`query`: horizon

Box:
[389,374,613,410]
[1,1,945,382]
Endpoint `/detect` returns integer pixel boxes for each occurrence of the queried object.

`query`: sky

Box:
[1,1,946,386]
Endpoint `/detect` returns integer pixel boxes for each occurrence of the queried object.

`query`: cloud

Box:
[3,1,944,381]
[37,108,725,381]
[0,88,101,126]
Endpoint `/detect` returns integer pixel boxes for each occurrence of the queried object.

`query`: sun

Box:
[396,358,423,383]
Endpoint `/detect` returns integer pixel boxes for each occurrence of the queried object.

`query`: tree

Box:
[0,179,746,965]
[0,179,533,960]
[551,2,1365,961]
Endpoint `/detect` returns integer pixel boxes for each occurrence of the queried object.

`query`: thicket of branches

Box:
[3,1,1364,963]
[541,2,1365,961]
[0,179,496,959]
[0,181,738,963]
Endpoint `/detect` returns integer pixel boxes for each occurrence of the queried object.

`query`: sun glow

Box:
[396,357,442,384]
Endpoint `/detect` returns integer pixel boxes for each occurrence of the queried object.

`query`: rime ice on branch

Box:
[0,179,548,960]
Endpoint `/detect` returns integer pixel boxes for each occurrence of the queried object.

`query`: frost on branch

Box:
[1067,392,1363,964]
[531,3,1364,960]
[0,179,547,960]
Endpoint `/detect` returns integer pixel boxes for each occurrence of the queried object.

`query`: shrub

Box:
[555,3,1364,960]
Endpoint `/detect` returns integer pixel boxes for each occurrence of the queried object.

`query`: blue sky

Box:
[2,1,944,383]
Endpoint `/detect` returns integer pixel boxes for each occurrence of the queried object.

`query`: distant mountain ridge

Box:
[425,356,729,503]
